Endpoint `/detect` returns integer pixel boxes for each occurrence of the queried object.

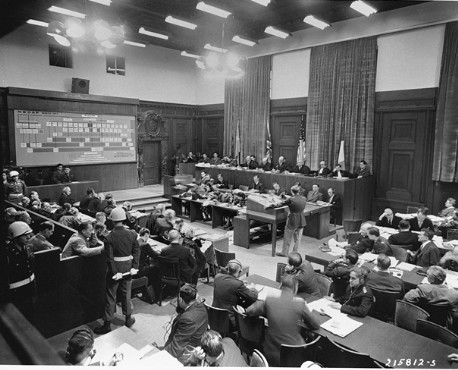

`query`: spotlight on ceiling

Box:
[138,27,169,40]
[48,6,86,19]
[181,51,201,59]
[123,40,146,47]
[204,43,227,53]
[26,19,49,27]
[303,15,330,30]
[264,26,290,39]
[65,18,85,38]
[89,0,112,5]
[249,0,270,6]
[196,1,231,18]
[94,20,112,41]
[232,35,257,47]
[165,16,197,30]
[350,1,377,17]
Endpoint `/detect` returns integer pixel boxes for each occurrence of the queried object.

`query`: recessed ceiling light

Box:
[232,35,257,47]
[123,40,146,48]
[204,43,228,53]
[48,6,86,19]
[165,16,197,30]
[89,0,112,5]
[350,1,377,17]
[264,26,290,39]
[196,2,231,19]
[138,27,169,40]
[26,19,49,27]
[181,51,201,59]
[249,0,270,6]
[303,15,330,30]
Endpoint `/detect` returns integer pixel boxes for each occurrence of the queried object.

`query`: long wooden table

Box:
[195,165,374,223]
[28,180,99,203]
[245,274,458,369]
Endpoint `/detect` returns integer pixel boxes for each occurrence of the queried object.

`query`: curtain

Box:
[305,37,377,172]
[224,55,271,162]
[432,22,458,182]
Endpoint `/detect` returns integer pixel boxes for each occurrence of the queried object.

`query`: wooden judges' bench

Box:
[195,166,374,223]
[27,180,99,203]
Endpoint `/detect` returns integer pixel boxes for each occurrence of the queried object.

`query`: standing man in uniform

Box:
[94,208,140,334]
[6,221,36,321]
[272,185,307,257]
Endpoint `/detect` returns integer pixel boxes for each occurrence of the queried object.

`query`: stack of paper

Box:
[307,298,346,319]
[396,262,417,271]
[255,284,281,301]
[321,316,363,338]
[359,253,379,263]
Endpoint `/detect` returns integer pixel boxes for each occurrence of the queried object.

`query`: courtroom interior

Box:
[2,0,458,367]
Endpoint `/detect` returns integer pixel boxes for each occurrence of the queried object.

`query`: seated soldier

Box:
[367,227,392,256]
[283,252,320,297]
[325,249,359,300]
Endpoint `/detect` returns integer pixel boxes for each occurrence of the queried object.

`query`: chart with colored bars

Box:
[13,110,136,166]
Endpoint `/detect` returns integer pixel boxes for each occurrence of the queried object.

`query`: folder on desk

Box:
[255,284,281,301]
[396,262,416,271]
[321,316,363,338]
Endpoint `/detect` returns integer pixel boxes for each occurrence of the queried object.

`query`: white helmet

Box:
[9,170,19,177]
[108,207,126,221]
[8,221,33,238]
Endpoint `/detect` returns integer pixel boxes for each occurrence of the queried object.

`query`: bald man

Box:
[212,259,258,331]
[440,246,458,272]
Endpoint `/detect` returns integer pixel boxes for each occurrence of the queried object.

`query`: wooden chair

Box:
[275,262,287,283]
[280,336,322,367]
[416,319,458,348]
[250,349,269,367]
[204,303,231,337]
[316,336,379,368]
[390,245,408,263]
[369,287,403,322]
[315,272,332,297]
[343,219,363,237]
[233,307,265,356]
[157,256,182,306]
[214,249,249,277]
[422,304,451,327]
[447,229,458,241]
[394,300,430,332]
[130,276,148,299]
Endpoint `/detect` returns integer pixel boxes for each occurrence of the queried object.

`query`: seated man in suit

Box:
[403,266,458,327]
[152,209,175,244]
[348,222,375,254]
[251,175,265,193]
[240,155,257,169]
[184,151,197,163]
[440,246,458,272]
[52,163,65,184]
[164,284,208,364]
[376,208,402,229]
[327,187,342,223]
[213,173,228,189]
[368,227,392,255]
[409,207,434,232]
[259,157,272,172]
[212,259,258,331]
[355,160,372,178]
[331,164,350,178]
[388,220,420,251]
[269,181,286,197]
[198,153,210,163]
[209,152,221,165]
[291,161,310,175]
[58,186,75,206]
[61,221,104,258]
[407,228,440,268]
[366,254,403,293]
[325,249,359,300]
[160,229,197,284]
[439,198,456,218]
[250,155,259,169]
[273,156,290,173]
[282,252,320,297]
[306,184,323,203]
[317,160,331,177]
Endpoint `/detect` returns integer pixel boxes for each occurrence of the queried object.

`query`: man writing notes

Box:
[272,185,307,257]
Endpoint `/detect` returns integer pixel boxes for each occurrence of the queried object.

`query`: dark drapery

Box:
[305,37,377,172]
[433,22,458,182]
[224,55,271,162]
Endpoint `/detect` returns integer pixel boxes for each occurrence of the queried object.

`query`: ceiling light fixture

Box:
[181,51,201,59]
[89,0,112,6]
[27,19,49,27]
[204,43,228,53]
[350,1,377,17]
[196,1,231,19]
[303,15,330,30]
[165,16,197,30]
[232,35,257,47]
[249,0,271,6]
[48,6,86,19]
[53,34,71,47]
[123,40,146,48]
[65,18,85,38]
[264,26,290,39]
[138,27,169,40]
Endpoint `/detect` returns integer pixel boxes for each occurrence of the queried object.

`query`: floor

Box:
[47,184,341,356]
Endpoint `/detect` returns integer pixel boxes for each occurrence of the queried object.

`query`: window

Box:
[49,44,73,68]
[106,55,125,76]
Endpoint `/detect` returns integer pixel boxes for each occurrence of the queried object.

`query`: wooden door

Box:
[272,115,301,165]
[143,142,160,185]
[376,111,428,205]
[202,117,223,156]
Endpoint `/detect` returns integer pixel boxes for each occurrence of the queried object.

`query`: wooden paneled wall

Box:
[197,104,224,158]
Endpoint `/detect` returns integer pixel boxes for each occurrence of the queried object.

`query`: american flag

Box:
[296,117,306,166]
[266,119,272,160]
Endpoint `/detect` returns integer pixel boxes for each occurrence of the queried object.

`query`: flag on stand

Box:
[266,119,272,161]
[235,120,241,164]
[338,140,345,169]
[296,117,306,166]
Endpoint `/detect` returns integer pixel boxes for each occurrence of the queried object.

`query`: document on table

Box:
[321,316,363,338]
[255,284,281,300]
[307,298,347,319]
[396,262,417,271]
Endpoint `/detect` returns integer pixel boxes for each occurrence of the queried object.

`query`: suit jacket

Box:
[251,181,265,193]
[388,231,420,251]
[355,167,372,178]
[328,194,342,210]
[439,207,456,218]
[366,270,403,293]
[372,236,392,256]
[260,162,272,171]
[413,241,441,268]
[246,293,319,367]
[409,217,434,232]
[161,243,197,283]
[317,167,331,177]
[292,164,310,175]
[271,187,286,197]
[376,215,402,229]
[283,194,307,228]
[284,261,320,297]
[164,301,208,363]
[306,190,323,203]
[338,284,373,317]
[331,169,351,178]
[350,236,374,254]
[274,161,290,173]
